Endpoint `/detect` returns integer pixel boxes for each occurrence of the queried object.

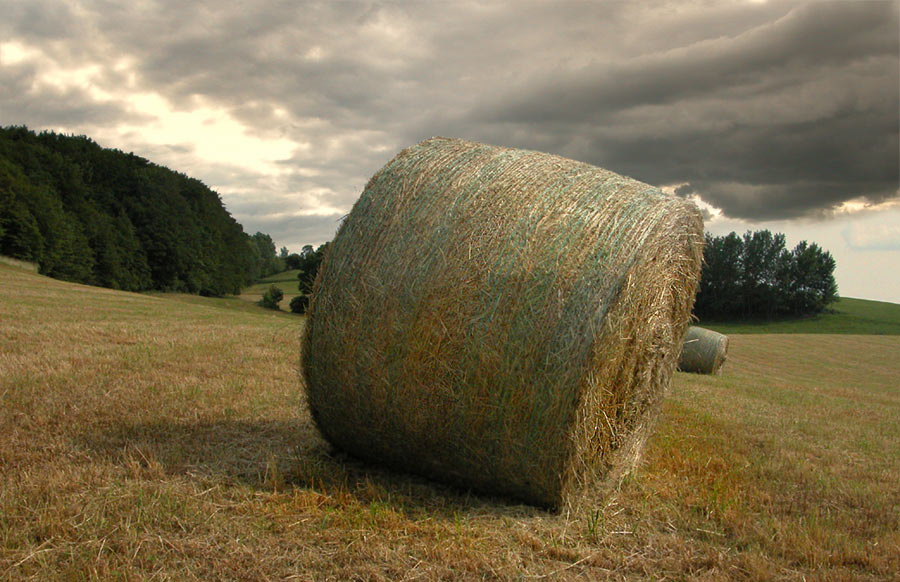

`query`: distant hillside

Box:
[695,297,900,335]
[0,126,278,295]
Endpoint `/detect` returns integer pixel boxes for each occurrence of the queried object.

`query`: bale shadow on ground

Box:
[78,417,540,521]
[80,418,311,484]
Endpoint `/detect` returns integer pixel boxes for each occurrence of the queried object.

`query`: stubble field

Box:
[1,263,898,581]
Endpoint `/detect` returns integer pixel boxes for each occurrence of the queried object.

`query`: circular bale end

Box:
[302,137,704,510]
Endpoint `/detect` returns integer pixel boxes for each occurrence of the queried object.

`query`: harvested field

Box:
[2,264,898,580]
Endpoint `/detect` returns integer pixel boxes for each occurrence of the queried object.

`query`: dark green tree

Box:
[251,232,283,278]
[0,125,268,294]
[0,158,44,262]
[786,241,838,314]
[258,285,284,310]
[696,232,742,317]
[297,242,328,294]
[0,201,43,262]
[289,294,309,314]
[739,230,786,318]
[284,252,303,270]
[694,230,838,320]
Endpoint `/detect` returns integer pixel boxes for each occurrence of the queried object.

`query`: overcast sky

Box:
[1,0,898,302]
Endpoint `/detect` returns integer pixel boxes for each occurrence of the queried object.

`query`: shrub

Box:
[258,285,283,310]
[289,294,309,314]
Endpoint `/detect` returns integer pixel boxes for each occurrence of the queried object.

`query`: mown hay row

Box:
[302,137,704,510]
[678,326,729,375]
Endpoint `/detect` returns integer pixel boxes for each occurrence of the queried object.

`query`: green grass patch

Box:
[696,296,900,335]
[235,269,304,310]
[255,269,304,289]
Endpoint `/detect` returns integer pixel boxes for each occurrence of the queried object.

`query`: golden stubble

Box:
[1,264,898,580]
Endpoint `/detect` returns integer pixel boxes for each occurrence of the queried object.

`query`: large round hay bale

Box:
[678,326,729,375]
[302,137,704,510]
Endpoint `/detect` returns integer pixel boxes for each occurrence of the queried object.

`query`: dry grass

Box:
[0,255,38,272]
[2,263,898,580]
[304,137,703,509]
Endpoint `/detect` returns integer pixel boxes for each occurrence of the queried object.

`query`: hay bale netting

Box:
[302,137,704,510]
[678,326,729,375]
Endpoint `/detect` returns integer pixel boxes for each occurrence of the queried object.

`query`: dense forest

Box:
[0,126,281,295]
[695,230,838,320]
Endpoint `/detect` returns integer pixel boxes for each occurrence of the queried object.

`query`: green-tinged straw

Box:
[302,137,704,510]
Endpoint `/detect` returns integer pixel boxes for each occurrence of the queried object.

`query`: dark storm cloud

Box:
[0,0,77,44]
[484,3,896,123]
[0,62,142,128]
[2,0,897,242]
[83,0,425,130]
[462,1,899,219]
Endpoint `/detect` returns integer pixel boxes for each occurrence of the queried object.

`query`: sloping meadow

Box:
[2,263,898,580]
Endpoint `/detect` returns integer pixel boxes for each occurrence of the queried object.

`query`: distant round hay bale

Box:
[302,137,704,510]
[678,326,729,375]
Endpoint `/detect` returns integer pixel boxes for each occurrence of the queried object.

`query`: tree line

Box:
[2,126,834,322]
[277,231,837,323]
[695,230,838,320]
[0,126,281,295]
[261,229,838,321]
